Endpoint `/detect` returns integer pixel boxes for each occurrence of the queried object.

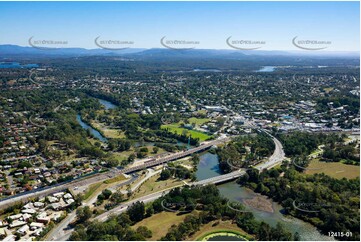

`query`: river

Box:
[75,98,118,142]
[196,152,333,241]
[76,114,107,143]
[98,99,117,110]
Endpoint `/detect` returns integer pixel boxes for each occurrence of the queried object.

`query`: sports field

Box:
[305,159,359,179]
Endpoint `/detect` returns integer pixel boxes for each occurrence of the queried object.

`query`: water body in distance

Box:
[254,66,276,72]
[0,62,39,68]
[193,68,222,72]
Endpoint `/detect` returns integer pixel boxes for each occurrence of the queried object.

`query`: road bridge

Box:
[0,138,228,209]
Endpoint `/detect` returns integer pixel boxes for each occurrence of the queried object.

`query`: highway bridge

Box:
[122,138,228,173]
[0,138,228,209]
[192,170,246,185]
[192,131,286,186]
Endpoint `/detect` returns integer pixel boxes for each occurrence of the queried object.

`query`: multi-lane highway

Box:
[121,138,228,173]
[50,133,284,241]
[0,138,227,210]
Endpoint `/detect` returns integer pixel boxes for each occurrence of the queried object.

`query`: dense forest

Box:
[217,133,275,173]
[70,185,298,241]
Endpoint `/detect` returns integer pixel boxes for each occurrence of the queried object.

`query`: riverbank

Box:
[243,195,274,213]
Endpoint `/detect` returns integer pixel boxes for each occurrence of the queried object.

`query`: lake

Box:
[193,68,222,72]
[255,66,276,72]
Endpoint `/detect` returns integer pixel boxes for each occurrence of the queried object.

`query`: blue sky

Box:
[0,1,359,51]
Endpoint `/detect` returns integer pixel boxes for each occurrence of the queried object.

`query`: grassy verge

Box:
[103,174,126,184]
[305,159,360,179]
[132,211,194,240]
[83,182,104,201]
[130,174,186,199]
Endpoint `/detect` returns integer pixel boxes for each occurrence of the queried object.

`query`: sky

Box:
[0,1,359,51]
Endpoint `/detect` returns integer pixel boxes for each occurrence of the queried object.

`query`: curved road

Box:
[51,132,285,241]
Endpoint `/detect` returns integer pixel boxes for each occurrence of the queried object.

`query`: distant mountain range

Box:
[0,44,359,59]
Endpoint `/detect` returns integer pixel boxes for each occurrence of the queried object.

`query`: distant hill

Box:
[0,44,358,59]
[0,44,145,58]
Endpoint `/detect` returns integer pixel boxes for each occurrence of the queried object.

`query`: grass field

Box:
[91,121,125,138]
[131,174,186,199]
[187,117,210,126]
[305,159,360,179]
[161,117,212,142]
[110,151,134,162]
[83,182,105,201]
[161,124,211,141]
[132,211,193,240]
[189,220,252,241]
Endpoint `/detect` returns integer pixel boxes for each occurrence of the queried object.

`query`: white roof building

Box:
[17,224,29,235]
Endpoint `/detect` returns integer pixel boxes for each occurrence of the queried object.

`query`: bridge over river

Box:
[193,131,285,185]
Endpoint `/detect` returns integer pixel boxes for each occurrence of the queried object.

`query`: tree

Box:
[127,201,145,223]
[76,206,92,223]
[136,226,152,238]
[146,206,154,217]
[160,169,171,180]
[110,192,124,203]
[102,189,112,199]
